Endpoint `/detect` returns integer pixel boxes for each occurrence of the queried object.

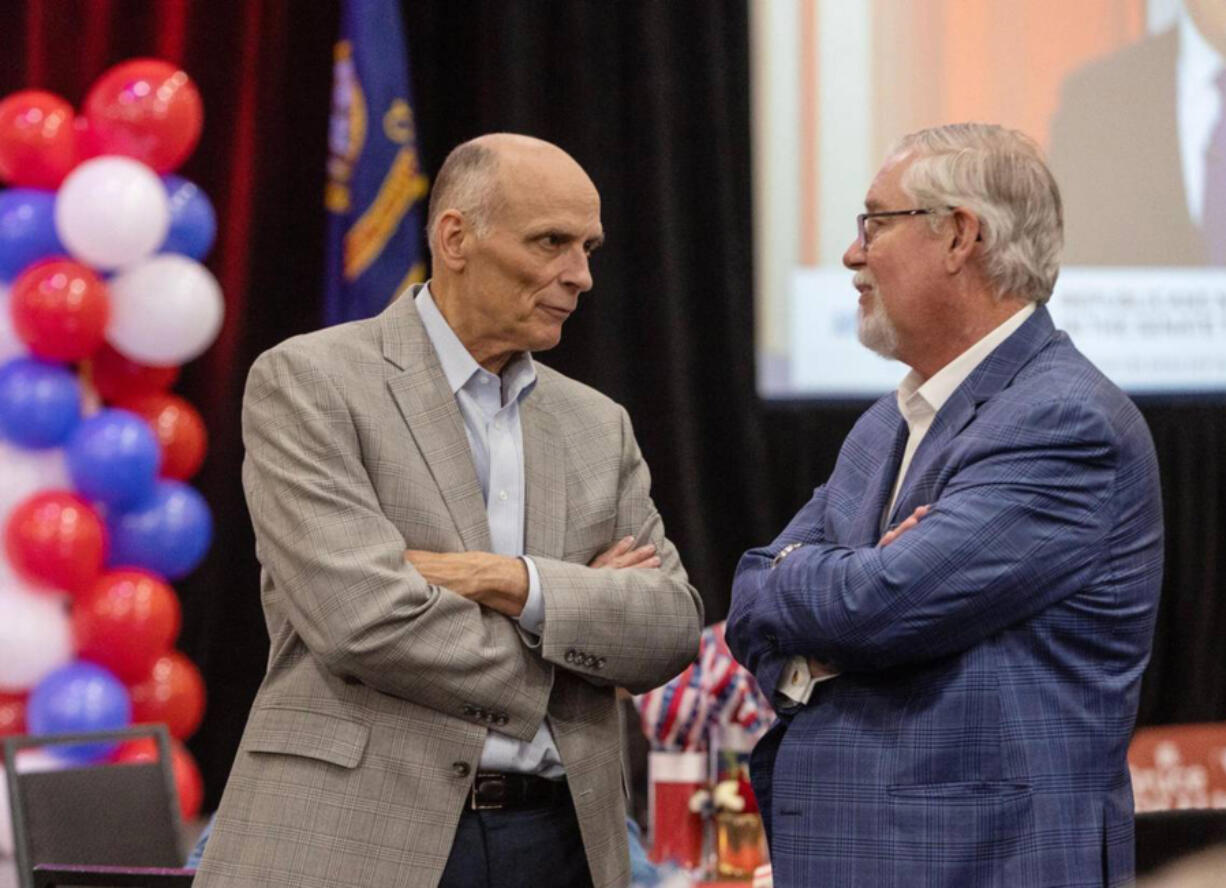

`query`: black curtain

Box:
[11,1,1219,808]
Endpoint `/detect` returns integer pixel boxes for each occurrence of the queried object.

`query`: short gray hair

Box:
[890,123,1063,304]
[426,140,504,247]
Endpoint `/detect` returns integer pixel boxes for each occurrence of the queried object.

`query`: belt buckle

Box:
[470,772,508,811]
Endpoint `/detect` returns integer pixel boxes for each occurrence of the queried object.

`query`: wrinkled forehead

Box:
[495,151,602,228]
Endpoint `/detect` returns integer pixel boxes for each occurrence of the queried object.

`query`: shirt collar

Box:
[415,283,537,401]
[1179,6,1223,92]
[896,302,1036,427]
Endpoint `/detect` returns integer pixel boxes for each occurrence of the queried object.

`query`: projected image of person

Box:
[1050,0,1226,265]
[727,124,1164,887]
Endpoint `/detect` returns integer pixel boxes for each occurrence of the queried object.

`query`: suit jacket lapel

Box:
[520,392,567,559]
[380,287,492,553]
[887,306,1059,525]
[851,405,908,545]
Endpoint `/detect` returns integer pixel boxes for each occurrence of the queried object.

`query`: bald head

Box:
[425,133,602,372]
[426,133,595,253]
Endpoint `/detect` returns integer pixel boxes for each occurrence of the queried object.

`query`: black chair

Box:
[4,726,192,888]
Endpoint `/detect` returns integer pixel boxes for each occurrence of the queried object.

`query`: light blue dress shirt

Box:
[415,285,563,777]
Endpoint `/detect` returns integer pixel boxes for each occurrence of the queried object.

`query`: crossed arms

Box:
[242,346,702,740]
[726,398,1119,696]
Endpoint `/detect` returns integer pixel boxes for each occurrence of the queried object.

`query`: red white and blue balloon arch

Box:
[0,59,220,824]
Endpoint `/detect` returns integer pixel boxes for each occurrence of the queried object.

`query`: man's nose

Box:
[843,237,865,269]
[562,247,593,293]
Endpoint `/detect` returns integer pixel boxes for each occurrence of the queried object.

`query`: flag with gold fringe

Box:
[323,0,427,325]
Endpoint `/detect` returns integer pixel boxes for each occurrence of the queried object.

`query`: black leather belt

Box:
[469,771,569,811]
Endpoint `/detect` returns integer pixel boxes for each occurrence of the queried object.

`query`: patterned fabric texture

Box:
[194,289,703,888]
[727,307,1164,887]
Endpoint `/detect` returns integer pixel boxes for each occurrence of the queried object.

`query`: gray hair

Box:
[426,139,504,247]
[889,123,1063,304]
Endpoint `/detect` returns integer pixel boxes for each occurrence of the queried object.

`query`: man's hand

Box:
[404,535,659,618]
[878,505,930,547]
[404,550,529,617]
[589,536,661,569]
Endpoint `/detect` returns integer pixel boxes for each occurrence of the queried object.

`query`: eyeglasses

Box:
[855,208,944,250]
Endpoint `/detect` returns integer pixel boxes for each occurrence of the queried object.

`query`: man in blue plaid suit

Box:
[726,123,1163,887]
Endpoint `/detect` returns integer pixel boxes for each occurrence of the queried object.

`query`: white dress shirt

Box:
[416,285,562,776]
[777,302,1036,706]
[1178,7,1225,227]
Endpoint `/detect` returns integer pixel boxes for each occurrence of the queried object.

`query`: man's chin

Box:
[857,315,900,360]
[524,325,564,354]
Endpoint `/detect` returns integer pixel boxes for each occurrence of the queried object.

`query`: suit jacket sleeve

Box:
[240,346,551,742]
[726,484,829,697]
[530,406,703,694]
[728,398,1119,673]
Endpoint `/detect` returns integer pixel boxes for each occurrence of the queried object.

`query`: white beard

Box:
[855,275,900,359]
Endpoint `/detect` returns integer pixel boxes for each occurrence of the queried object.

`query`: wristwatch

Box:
[771,542,805,568]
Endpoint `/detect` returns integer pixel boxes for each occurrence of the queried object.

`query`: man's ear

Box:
[944,207,981,274]
[435,209,469,272]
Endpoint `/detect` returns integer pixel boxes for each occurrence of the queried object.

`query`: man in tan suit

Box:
[195,134,703,888]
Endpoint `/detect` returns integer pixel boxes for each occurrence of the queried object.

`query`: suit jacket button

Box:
[585,655,596,667]
[452,761,471,778]
[565,649,576,663]
[462,704,476,717]
[495,714,508,727]
[595,658,606,669]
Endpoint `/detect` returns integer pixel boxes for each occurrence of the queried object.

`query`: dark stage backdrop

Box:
[6,0,1224,808]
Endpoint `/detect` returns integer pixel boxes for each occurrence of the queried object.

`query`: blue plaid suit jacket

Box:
[726,307,1163,887]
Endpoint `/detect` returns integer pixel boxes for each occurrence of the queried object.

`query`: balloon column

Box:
[0,60,216,821]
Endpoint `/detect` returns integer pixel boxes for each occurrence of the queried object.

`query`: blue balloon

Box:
[27,661,132,763]
[0,189,64,281]
[108,480,212,579]
[66,408,160,509]
[160,175,217,260]
[0,357,81,448]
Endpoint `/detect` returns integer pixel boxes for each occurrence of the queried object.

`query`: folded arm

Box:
[728,400,1118,675]
[242,346,551,741]
[531,407,704,693]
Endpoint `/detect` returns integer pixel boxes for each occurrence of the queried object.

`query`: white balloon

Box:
[0,285,27,364]
[0,440,70,529]
[106,254,224,365]
[0,579,72,692]
[54,155,170,271]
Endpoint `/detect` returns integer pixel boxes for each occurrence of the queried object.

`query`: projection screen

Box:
[752,0,1226,399]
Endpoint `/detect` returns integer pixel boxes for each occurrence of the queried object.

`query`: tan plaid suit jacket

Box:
[194,289,702,888]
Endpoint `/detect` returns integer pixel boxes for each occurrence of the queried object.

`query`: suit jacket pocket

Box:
[887,780,1034,884]
[243,705,370,769]
[887,780,1030,801]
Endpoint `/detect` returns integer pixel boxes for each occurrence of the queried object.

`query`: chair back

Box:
[4,726,185,888]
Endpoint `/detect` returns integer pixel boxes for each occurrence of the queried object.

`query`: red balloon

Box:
[10,258,110,362]
[73,569,181,683]
[89,344,180,403]
[113,736,203,820]
[82,60,203,172]
[127,650,205,740]
[0,691,27,739]
[4,490,107,594]
[0,90,77,188]
[116,393,207,480]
